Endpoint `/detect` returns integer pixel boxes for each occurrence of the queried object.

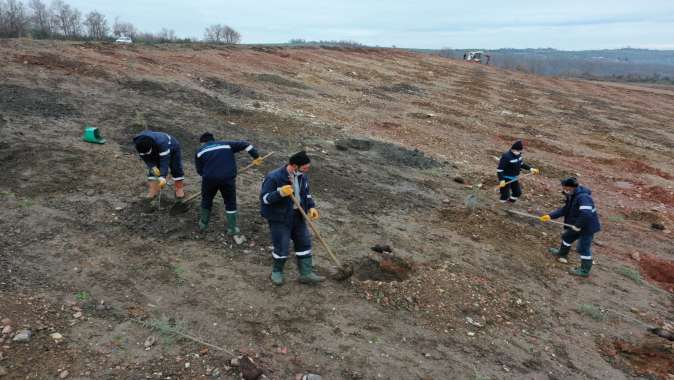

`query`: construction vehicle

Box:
[463,51,490,65]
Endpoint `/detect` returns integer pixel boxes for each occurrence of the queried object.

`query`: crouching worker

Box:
[540,177,601,277]
[195,132,262,234]
[260,151,324,286]
[133,131,185,200]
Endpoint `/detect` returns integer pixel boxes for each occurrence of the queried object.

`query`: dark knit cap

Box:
[200,132,215,143]
[289,150,311,166]
[511,140,524,151]
[135,137,153,154]
[561,177,579,187]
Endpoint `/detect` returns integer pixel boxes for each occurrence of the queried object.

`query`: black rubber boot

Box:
[271,259,286,286]
[199,208,210,231]
[569,259,592,277]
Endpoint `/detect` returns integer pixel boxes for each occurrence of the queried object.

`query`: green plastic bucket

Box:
[82,126,106,144]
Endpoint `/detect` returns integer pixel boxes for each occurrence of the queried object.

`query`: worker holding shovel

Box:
[259,151,324,286]
[195,132,262,234]
[540,177,601,277]
[497,140,539,203]
[134,131,185,201]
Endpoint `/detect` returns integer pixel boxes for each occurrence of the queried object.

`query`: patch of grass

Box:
[577,304,605,321]
[19,198,33,208]
[147,315,188,346]
[173,265,186,284]
[608,215,626,222]
[75,291,90,301]
[616,266,643,285]
[0,191,14,198]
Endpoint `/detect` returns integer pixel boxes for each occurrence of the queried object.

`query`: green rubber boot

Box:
[548,247,569,261]
[569,259,592,277]
[298,256,325,285]
[199,208,210,231]
[226,211,240,235]
[271,259,286,286]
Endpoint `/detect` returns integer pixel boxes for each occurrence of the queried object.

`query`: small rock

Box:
[50,333,63,341]
[144,335,156,348]
[185,362,190,369]
[453,177,465,184]
[630,252,641,262]
[442,199,450,204]
[95,304,106,311]
[73,312,83,319]
[651,223,665,230]
[211,368,221,378]
[12,330,31,343]
[59,370,69,379]
[230,357,240,367]
[302,375,322,380]
[1,318,11,326]
[233,235,247,245]
[467,332,476,337]
[1,326,12,335]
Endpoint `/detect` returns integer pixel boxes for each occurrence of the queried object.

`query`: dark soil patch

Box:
[254,73,309,90]
[335,138,373,151]
[373,142,441,169]
[354,253,414,282]
[0,84,79,118]
[198,77,264,100]
[379,83,425,96]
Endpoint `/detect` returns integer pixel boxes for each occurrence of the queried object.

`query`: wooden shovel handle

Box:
[494,171,535,191]
[289,193,342,267]
[181,152,274,204]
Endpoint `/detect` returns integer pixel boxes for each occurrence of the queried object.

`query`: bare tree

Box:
[204,24,240,44]
[84,10,107,40]
[158,27,175,42]
[112,17,135,38]
[29,0,53,38]
[51,0,81,39]
[0,0,30,38]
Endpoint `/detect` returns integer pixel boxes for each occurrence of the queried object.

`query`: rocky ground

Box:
[0,39,672,379]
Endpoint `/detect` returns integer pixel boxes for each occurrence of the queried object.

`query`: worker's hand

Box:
[531,168,540,175]
[151,167,160,177]
[308,208,319,221]
[157,177,167,189]
[252,157,263,166]
[539,214,551,223]
[571,225,581,232]
[279,185,294,197]
[499,180,506,188]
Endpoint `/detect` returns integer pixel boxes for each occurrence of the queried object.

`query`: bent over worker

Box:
[540,177,601,277]
[133,131,185,200]
[497,140,539,203]
[195,132,262,234]
[259,151,324,286]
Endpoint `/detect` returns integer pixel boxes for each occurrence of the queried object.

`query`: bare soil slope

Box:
[1,40,672,380]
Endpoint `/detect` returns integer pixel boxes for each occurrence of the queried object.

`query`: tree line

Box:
[0,0,240,43]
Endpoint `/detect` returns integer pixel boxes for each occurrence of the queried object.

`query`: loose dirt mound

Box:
[354,252,414,282]
[379,82,425,96]
[600,337,674,380]
[357,261,539,332]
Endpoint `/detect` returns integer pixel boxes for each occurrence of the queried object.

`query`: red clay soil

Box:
[639,254,674,293]
[600,337,674,380]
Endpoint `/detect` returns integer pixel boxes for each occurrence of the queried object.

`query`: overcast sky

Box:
[66,0,674,50]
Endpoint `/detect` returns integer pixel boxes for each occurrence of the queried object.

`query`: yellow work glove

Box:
[151,167,160,177]
[279,185,294,197]
[539,214,551,223]
[308,208,319,220]
[499,180,506,188]
[531,168,540,175]
[252,157,263,166]
[157,177,167,189]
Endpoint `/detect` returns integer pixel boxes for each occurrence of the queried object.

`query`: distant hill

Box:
[419,48,674,85]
